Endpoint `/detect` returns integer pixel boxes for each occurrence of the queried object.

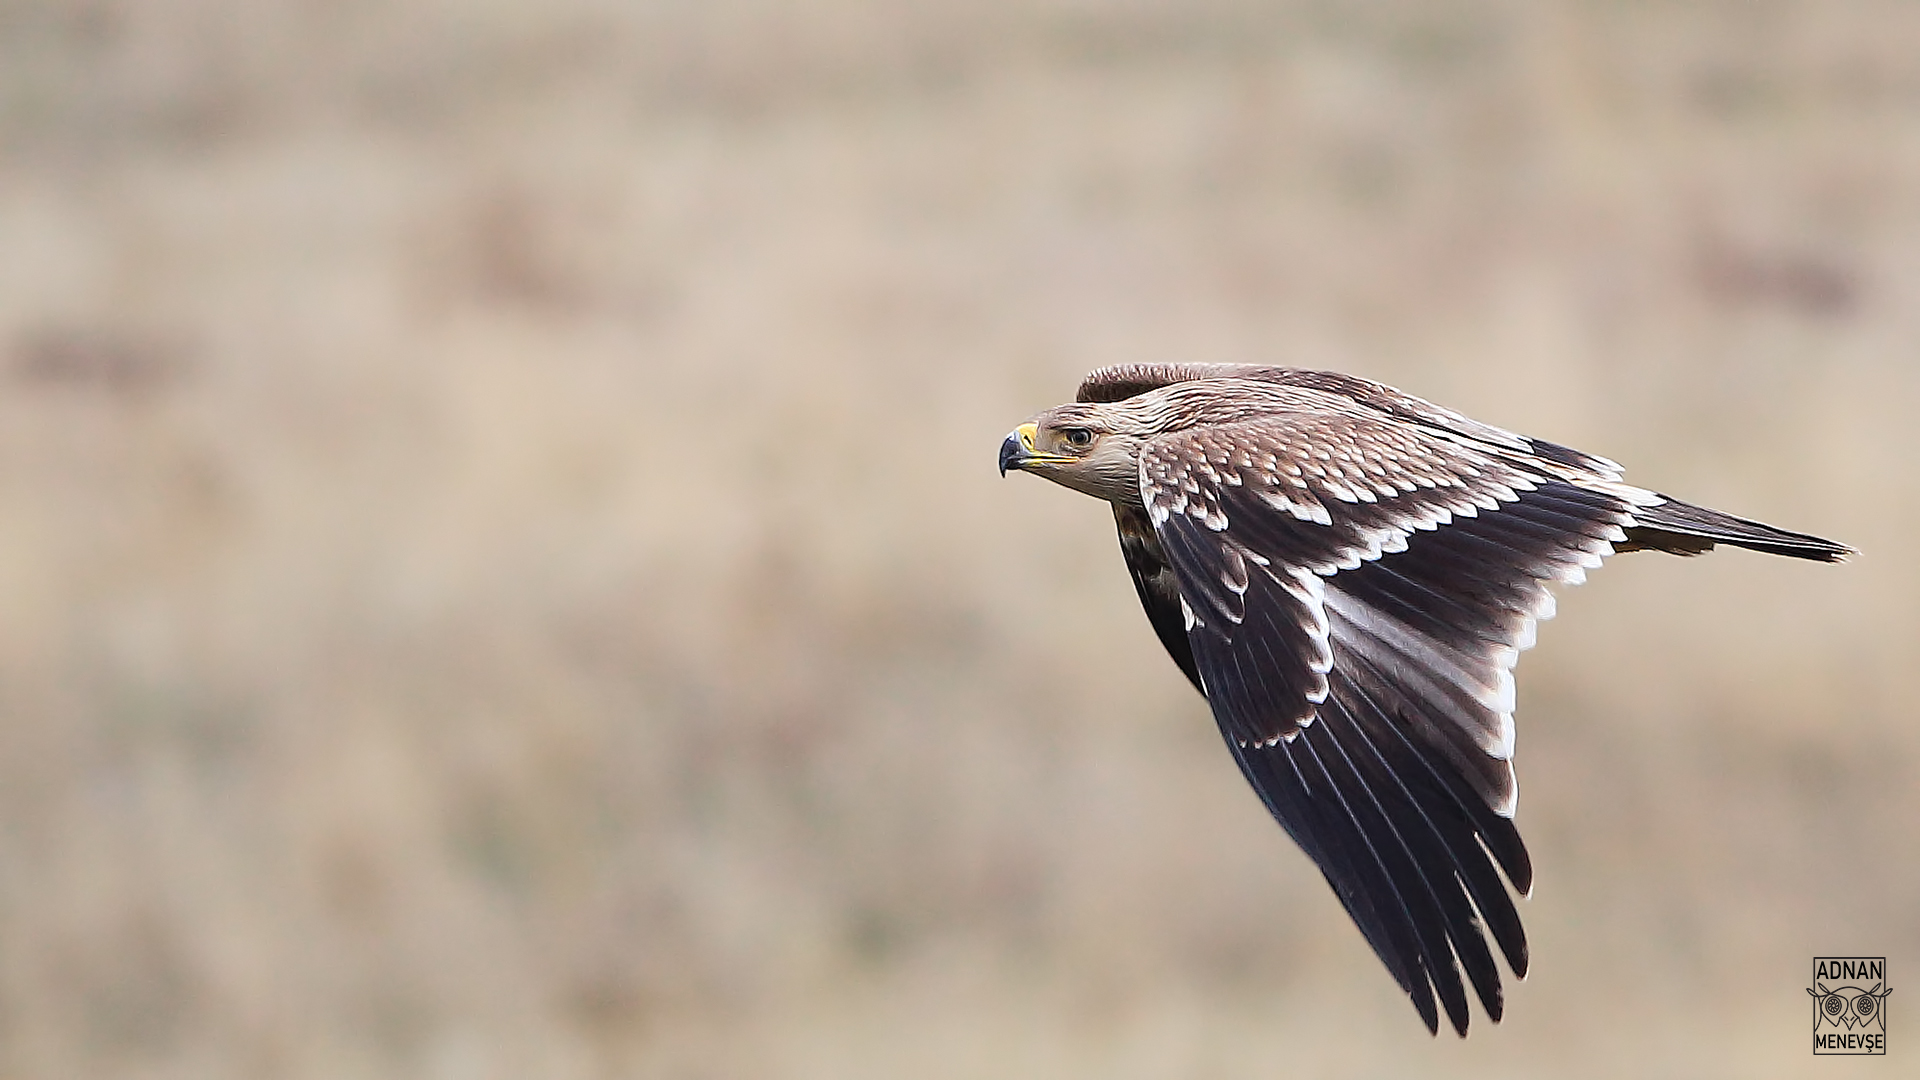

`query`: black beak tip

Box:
[997,432,1024,477]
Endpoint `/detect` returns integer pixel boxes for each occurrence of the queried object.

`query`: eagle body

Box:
[998,363,1850,1036]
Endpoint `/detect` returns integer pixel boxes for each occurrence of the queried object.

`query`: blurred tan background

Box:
[1,1,1915,1077]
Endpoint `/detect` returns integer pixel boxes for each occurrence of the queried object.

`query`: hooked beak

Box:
[998,422,1039,476]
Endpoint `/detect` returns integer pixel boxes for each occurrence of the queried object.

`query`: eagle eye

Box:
[1061,427,1094,449]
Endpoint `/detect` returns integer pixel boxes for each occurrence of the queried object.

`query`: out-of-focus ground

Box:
[0,1,1915,1076]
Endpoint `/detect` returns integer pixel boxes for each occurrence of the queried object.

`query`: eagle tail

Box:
[1622,498,1854,562]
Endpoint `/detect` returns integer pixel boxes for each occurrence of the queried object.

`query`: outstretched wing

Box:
[1130,412,1631,1035]
[1079,362,1627,479]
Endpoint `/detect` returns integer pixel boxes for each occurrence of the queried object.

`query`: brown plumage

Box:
[998,363,1851,1036]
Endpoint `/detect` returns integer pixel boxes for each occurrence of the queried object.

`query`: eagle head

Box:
[998,403,1146,506]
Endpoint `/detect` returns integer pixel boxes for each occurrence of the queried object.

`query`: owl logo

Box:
[1810,982,1891,1031]
[1809,958,1891,1054]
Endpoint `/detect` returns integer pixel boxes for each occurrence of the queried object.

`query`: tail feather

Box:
[1623,498,1854,563]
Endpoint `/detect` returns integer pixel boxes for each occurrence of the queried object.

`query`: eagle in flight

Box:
[997,364,1851,1036]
